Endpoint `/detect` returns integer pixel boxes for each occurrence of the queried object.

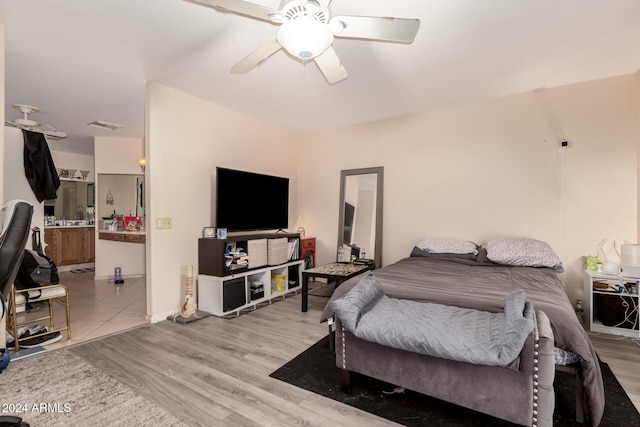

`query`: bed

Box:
[320,238,605,426]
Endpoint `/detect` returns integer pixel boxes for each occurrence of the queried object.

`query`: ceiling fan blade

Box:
[230,37,282,73]
[313,47,348,85]
[312,0,332,12]
[330,16,420,43]
[186,0,281,22]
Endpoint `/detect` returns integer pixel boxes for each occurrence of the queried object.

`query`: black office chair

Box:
[0,201,33,427]
[0,200,33,368]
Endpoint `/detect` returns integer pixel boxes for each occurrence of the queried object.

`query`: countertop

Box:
[45,224,95,229]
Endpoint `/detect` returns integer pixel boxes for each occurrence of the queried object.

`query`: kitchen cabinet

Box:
[44,226,95,266]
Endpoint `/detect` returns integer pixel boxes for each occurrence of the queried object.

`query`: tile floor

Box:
[11,271,147,352]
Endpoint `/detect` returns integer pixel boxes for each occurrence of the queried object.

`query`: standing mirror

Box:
[337,167,383,268]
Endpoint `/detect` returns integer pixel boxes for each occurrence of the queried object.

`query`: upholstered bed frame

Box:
[334,310,555,427]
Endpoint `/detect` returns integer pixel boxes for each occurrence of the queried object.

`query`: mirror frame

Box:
[337,166,384,269]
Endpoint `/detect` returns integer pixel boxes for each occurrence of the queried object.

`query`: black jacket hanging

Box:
[22,129,60,202]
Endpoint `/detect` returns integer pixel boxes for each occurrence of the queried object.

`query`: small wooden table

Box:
[301,262,373,312]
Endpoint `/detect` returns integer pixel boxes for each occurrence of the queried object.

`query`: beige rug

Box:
[0,349,187,426]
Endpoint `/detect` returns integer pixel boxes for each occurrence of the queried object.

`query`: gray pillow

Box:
[483,237,563,272]
[416,238,478,255]
[410,246,478,260]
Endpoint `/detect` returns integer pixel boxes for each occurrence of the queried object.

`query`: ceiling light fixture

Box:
[88,120,122,131]
[276,16,333,60]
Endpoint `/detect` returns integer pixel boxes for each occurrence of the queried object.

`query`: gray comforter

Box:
[331,275,534,366]
[320,255,605,425]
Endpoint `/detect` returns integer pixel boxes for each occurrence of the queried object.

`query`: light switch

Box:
[156,217,172,229]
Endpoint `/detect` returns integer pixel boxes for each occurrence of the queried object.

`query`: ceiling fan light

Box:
[328,18,346,34]
[277,17,333,60]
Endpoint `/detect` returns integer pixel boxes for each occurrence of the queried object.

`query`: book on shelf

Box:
[288,238,299,261]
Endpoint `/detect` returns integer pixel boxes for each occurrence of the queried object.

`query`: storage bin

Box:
[268,237,288,265]
[594,293,639,330]
[250,280,264,300]
[248,239,267,268]
[222,277,246,312]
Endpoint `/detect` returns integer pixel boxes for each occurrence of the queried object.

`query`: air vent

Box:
[88,120,122,131]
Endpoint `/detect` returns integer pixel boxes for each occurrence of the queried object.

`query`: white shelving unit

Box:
[197,232,303,317]
[582,270,640,338]
[198,259,303,317]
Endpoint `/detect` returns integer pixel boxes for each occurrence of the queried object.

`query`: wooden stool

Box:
[7,284,71,351]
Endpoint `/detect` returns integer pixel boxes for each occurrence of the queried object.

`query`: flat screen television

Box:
[216,167,289,232]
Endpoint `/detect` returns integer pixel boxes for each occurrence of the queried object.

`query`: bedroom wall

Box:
[0,24,4,204]
[297,74,638,303]
[3,127,44,249]
[50,150,95,183]
[145,82,300,321]
[637,69,640,243]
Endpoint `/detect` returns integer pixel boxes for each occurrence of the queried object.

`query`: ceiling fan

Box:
[5,104,67,140]
[187,0,420,84]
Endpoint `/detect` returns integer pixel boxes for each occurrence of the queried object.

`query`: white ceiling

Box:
[2,0,640,156]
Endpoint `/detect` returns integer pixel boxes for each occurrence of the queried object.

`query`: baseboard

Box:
[93,276,143,280]
[150,308,180,323]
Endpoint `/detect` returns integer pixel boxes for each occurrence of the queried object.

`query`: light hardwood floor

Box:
[70,288,397,426]
[589,331,640,411]
[63,289,640,426]
[18,275,640,425]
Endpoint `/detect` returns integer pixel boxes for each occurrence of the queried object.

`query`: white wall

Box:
[145,82,300,321]
[3,127,44,249]
[94,136,145,279]
[298,74,638,303]
[0,24,4,204]
[50,151,95,183]
[2,135,99,252]
[637,70,640,243]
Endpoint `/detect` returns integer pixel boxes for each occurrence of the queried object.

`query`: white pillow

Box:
[483,237,563,272]
[416,238,478,255]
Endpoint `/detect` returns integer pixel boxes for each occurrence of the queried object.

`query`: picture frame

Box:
[217,227,227,239]
[203,227,216,238]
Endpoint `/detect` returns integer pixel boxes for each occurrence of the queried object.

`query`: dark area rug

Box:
[270,336,640,426]
[70,267,95,274]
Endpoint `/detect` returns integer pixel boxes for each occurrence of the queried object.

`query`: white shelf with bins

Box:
[582,270,640,338]
[198,260,303,317]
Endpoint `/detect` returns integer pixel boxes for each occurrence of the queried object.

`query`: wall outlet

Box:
[156,217,172,229]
